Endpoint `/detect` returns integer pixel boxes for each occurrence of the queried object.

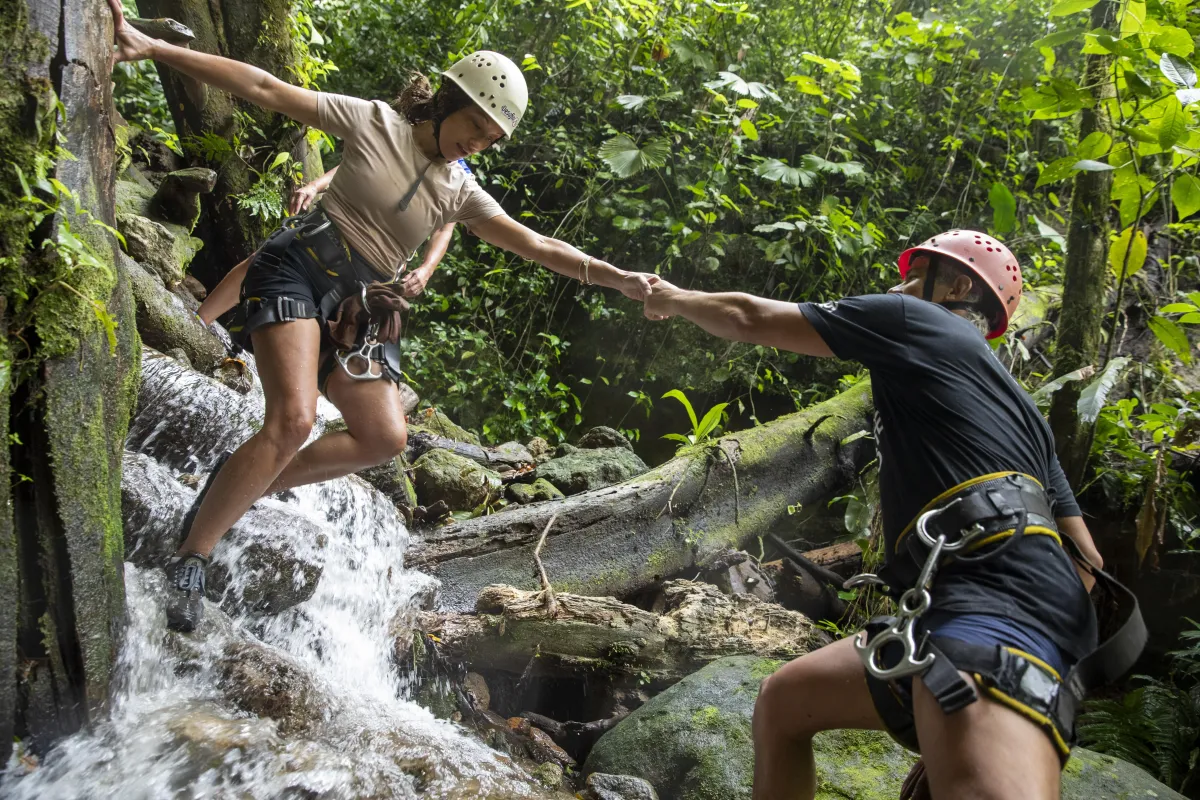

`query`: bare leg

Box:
[266,363,408,493]
[197,254,253,326]
[914,672,1061,800]
[752,636,884,800]
[178,319,321,556]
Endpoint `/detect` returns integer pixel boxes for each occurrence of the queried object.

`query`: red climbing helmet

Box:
[898,229,1022,339]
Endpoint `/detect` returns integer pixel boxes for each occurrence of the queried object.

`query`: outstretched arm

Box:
[644,277,834,356]
[107,0,319,127]
[471,214,652,301]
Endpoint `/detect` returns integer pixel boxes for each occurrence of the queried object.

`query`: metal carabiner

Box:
[335,316,385,381]
[915,497,987,554]
[854,519,948,681]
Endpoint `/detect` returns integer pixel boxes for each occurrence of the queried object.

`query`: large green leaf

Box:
[704,71,780,102]
[1077,357,1130,423]
[1149,317,1192,364]
[1036,156,1079,188]
[739,119,759,140]
[989,182,1016,233]
[1173,174,1200,220]
[1031,366,1093,410]
[1161,53,1198,89]
[754,157,816,187]
[1158,96,1187,150]
[598,135,671,178]
[1152,26,1195,58]
[662,389,699,432]
[694,402,729,440]
[1119,1,1145,40]
[615,94,648,111]
[1110,227,1148,280]
[1034,29,1084,48]
[1048,0,1099,15]
[1077,131,1112,160]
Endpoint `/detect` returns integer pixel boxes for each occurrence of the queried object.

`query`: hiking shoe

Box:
[179,451,232,548]
[165,552,209,632]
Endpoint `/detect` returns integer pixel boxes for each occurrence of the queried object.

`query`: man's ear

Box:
[948,272,975,301]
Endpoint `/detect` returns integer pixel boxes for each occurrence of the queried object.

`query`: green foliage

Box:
[308,0,1095,439]
[1080,620,1200,794]
[660,388,728,447]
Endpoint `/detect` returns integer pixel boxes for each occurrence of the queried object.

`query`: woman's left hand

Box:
[620,272,654,301]
[107,0,158,63]
[401,267,431,298]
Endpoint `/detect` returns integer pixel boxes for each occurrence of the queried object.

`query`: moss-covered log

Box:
[135,0,323,284]
[1048,0,1117,485]
[412,381,874,611]
[405,581,825,686]
[1,0,139,759]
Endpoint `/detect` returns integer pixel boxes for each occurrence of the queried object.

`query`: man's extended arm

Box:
[643,277,833,356]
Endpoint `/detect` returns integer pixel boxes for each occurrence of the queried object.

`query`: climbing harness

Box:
[228,206,407,388]
[845,472,1147,761]
[851,500,989,681]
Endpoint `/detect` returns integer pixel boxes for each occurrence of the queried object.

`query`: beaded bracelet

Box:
[579,255,593,285]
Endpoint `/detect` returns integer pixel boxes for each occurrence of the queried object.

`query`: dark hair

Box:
[393,71,474,126]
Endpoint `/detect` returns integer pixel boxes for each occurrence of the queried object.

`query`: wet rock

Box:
[357,455,418,511]
[508,717,576,769]
[583,773,660,800]
[577,426,633,452]
[165,347,192,369]
[533,447,648,495]
[531,761,564,788]
[122,451,324,615]
[118,211,203,288]
[492,441,536,466]
[554,443,578,457]
[526,437,554,463]
[212,354,255,395]
[506,478,565,505]
[151,167,217,229]
[125,258,227,373]
[464,671,490,711]
[412,449,502,511]
[217,640,322,736]
[181,273,208,301]
[410,407,481,446]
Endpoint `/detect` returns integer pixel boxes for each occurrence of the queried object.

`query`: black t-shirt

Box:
[799,294,1097,660]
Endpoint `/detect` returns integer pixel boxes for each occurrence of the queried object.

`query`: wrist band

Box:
[579,255,593,286]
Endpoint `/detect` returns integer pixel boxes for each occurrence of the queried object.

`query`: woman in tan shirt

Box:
[107,0,654,631]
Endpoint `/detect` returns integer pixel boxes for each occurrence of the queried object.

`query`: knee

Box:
[754,671,816,742]
[262,407,316,454]
[364,424,407,465]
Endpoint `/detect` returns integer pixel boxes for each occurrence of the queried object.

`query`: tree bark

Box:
[135,0,323,286]
[409,381,875,612]
[1048,0,1118,485]
[0,0,140,759]
[405,581,826,686]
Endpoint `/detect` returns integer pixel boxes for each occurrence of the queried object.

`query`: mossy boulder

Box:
[578,426,634,451]
[583,773,660,800]
[507,478,565,505]
[412,449,501,511]
[584,656,1183,800]
[119,212,204,287]
[410,407,482,446]
[534,447,648,495]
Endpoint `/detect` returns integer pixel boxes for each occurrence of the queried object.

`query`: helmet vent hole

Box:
[459,73,464,77]
[969,257,975,262]
[987,247,994,252]
[492,76,497,80]
[1012,275,1018,282]
[480,92,485,97]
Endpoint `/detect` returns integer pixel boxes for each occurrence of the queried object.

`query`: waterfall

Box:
[2,351,558,799]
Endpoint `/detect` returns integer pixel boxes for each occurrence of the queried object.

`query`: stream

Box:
[1,352,556,799]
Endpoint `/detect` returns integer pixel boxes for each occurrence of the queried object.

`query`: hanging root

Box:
[533,513,559,617]
[713,443,740,527]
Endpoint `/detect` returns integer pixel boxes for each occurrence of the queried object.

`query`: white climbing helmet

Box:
[443,50,528,138]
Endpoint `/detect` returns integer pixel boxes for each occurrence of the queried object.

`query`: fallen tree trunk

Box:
[404,581,825,685]
[411,381,874,611]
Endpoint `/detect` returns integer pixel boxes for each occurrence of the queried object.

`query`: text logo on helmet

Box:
[501,105,519,124]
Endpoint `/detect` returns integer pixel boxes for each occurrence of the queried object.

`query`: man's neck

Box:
[412,120,447,163]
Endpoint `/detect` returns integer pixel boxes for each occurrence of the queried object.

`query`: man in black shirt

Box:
[643,230,1105,799]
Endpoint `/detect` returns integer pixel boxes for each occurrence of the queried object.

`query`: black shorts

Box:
[235,221,402,392]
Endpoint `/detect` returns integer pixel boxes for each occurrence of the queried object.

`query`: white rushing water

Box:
[2,353,553,800]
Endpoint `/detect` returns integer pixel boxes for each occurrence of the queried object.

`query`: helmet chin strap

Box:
[431,116,446,160]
